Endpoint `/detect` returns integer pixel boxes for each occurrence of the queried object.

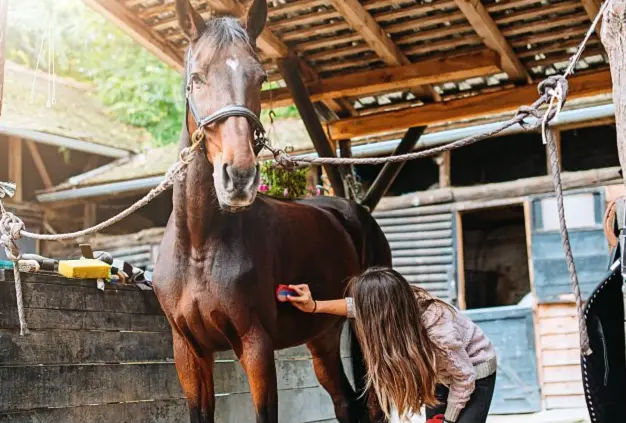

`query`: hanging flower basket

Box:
[258,162,321,199]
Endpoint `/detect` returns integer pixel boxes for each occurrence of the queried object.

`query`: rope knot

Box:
[538,75,568,100]
[0,211,25,261]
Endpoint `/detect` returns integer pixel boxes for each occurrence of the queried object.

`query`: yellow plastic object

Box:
[58,259,111,279]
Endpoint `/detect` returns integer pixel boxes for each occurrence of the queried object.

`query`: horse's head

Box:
[176,0,267,211]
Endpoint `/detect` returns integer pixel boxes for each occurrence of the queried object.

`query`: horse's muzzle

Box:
[216,163,260,210]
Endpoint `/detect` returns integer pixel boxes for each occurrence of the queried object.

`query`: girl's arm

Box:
[287,284,350,316]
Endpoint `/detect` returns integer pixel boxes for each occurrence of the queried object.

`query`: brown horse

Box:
[153,1,391,422]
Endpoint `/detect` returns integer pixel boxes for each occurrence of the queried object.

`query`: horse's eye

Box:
[190,73,205,87]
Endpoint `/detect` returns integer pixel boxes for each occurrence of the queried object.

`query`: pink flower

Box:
[259,184,269,193]
[283,188,289,197]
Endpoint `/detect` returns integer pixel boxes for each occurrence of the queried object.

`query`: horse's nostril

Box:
[222,164,234,191]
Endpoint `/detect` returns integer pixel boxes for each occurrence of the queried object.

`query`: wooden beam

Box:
[81,0,183,72]
[262,50,501,108]
[278,57,346,197]
[327,70,613,141]
[455,211,467,310]
[328,0,438,101]
[362,127,425,211]
[437,151,452,188]
[8,137,23,202]
[0,0,7,117]
[601,2,626,187]
[581,0,602,27]
[83,203,97,230]
[453,0,530,83]
[25,141,53,189]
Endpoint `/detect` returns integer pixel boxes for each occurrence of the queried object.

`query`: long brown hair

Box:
[347,267,451,420]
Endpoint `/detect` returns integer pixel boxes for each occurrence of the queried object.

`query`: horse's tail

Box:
[356,204,392,270]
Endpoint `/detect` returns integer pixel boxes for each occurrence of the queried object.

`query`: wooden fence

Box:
[0,271,349,423]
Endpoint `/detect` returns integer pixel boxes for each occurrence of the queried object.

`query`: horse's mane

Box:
[199,17,253,52]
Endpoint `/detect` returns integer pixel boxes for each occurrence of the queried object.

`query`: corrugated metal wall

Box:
[373,203,456,302]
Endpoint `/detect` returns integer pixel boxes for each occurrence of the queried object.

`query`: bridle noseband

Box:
[184,48,268,158]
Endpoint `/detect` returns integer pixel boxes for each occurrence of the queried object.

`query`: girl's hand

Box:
[286,284,316,313]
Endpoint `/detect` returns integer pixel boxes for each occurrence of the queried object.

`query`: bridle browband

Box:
[184,48,268,158]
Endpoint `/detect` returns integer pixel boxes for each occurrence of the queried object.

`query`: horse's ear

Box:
[242,0,267,44]
[176,0,207,42]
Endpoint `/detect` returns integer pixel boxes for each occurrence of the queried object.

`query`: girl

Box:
[287,267,497,423]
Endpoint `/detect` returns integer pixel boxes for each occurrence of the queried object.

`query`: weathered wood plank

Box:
[0,399,190,423]
[542,365,583,383]
[537,303,578,318]
[538,316,580,336]
[542,349,580,366]
[0,358,353,411]
[0,330,174,365]
[0,281,163,315]
[0,271,142,290]
[0,363,184,412]
[0,308,170,332]
[540,333,579,351]
[543,381,585,396]
[544,394,586,409]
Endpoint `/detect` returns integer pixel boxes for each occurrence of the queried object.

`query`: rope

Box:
[264,77,564,167]
[0,135,202,335]
[545,127,591,355]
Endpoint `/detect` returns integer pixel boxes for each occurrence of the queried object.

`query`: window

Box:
[532,192,602,231]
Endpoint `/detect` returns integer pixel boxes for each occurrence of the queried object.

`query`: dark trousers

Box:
[425,373,496,423]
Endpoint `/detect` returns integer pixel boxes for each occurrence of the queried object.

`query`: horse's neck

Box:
[173,131,221,250]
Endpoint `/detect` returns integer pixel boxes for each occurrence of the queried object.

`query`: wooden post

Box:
[26,141,53,189]
[361,126,426,211]
[8,137,23,202]
[338,139,356,200]
[601,2,626,187]
[436,151,451,188]
[83,203,97,232]
[546,128,562,174]
[455,211,467,310]
[0,0,7,117]
[277,57,346,197]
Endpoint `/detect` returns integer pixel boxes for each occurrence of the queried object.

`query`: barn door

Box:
[529,189,609,302]
[465,306,541,413]
[373,203,457,303]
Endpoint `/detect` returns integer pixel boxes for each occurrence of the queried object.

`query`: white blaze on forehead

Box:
[226,57,239,71]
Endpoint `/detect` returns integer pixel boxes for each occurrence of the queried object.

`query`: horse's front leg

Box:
[239,328,278,423]
[172,330,215,423]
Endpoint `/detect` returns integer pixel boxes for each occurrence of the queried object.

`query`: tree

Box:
[7,0,185,145]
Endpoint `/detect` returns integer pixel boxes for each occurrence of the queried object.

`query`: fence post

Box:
[601,1,626,184]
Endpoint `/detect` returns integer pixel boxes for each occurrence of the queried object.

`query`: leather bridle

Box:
[184,48,268,159]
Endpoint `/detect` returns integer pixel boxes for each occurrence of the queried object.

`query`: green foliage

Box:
[258,162,318,199]
[6,0,299,147]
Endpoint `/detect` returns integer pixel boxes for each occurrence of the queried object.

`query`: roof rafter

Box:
[262,50,501,108]
[453,0,531,83]
[327,0,440,102]
[326,70,612,141]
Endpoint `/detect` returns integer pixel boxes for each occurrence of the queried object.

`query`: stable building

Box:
[1,0,618,422]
